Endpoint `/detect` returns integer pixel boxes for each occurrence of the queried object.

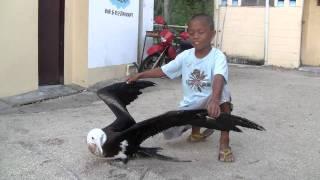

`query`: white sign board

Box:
[88,0,140,68]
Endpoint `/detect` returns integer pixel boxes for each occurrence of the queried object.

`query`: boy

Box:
[127,13,234,162]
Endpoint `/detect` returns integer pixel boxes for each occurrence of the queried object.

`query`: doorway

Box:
[301,0,320,66]
[38,0,65,85]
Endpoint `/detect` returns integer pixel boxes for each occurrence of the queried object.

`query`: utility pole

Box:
[164,0,169,23]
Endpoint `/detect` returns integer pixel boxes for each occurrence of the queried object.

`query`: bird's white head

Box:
[86,128,107,157]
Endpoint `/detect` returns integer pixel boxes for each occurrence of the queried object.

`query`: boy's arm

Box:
[207,74,224,118]
[126,68,166,83]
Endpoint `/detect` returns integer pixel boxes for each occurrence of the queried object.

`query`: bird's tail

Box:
[188,111,266,132]
[219,113,266,131]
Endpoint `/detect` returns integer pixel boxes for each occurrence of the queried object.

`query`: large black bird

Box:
[86,80,265,163]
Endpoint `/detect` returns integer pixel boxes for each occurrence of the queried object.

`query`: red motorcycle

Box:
[138,16,192,72]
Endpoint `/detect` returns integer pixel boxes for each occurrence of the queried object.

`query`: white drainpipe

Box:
[264,0,270,65]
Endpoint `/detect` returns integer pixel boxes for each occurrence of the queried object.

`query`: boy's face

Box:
[187,19,215,52]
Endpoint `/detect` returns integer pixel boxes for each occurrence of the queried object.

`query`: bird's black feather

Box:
[118,110,265,147]
[93,80,265,162]
[98,80,155,107]
[97,80,156,130]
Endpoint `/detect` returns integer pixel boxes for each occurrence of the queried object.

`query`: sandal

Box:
[218,147,234,162]
[187,129,214,142]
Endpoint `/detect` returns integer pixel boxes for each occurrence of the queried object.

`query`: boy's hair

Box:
[188,13,215,30]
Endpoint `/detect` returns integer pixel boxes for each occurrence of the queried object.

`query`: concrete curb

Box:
[0,84,85,110]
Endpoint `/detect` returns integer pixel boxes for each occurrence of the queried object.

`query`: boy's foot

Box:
[218,146,234,162]
[187,129,214,142]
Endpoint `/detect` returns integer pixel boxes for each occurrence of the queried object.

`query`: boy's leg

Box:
[219,102,234,162]
[163,97,213,141]
[187,98,214,142]
[188,126,214,142]
[163,125,191,140]
[191,127,200,134]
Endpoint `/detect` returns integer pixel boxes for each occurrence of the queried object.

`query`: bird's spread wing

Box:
[97,80,156,122]
[192,112,266,132]
[118,110,265,146]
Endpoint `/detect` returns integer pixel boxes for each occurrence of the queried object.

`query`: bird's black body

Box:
[92,80,265,162]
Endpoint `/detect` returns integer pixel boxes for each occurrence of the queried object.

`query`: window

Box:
[232,0,239,6]
[221,0,227,6]
[241,0,274,6]
[242,0,264,6]
[289,0,296,6]
[277,0,284,6]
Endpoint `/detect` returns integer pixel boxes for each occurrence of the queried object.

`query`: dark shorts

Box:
[220,102,233,113]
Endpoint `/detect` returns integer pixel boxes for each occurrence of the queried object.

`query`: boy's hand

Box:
[126,68,166,84]
[126,73,140,84]
[208,74,224,118]
[207,100,221,118]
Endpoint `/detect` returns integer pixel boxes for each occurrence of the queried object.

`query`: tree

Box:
[154,0,214,26]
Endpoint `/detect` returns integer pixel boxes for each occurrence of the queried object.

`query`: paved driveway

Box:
[1,65,320,180]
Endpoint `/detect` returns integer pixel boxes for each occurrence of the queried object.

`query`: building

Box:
[0,0,154,98]
[1,0,319,98]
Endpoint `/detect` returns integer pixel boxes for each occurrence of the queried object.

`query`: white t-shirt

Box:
[161,48,231,107]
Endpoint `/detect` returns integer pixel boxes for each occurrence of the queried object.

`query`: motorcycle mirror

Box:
[180,32,189,40]
[154,16,166,25]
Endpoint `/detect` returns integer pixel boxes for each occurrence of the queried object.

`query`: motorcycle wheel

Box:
[139,54,162,72]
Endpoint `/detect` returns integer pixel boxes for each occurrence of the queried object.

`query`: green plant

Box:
[154,0,214,26]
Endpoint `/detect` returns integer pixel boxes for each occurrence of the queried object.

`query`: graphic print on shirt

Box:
[186,69,211,92]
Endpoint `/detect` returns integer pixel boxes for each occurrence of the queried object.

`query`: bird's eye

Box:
[91,137,94,140]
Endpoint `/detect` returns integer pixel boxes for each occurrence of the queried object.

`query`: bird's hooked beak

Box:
[87,128,107,157]
[88,143,97,154]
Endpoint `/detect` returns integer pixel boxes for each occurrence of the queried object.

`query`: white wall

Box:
[215,7,265,60]
[268,8,303,68]
[88,0,140,68]
[214,0,304,68]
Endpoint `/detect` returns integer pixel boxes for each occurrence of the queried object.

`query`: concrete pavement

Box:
[1,64,320,180]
